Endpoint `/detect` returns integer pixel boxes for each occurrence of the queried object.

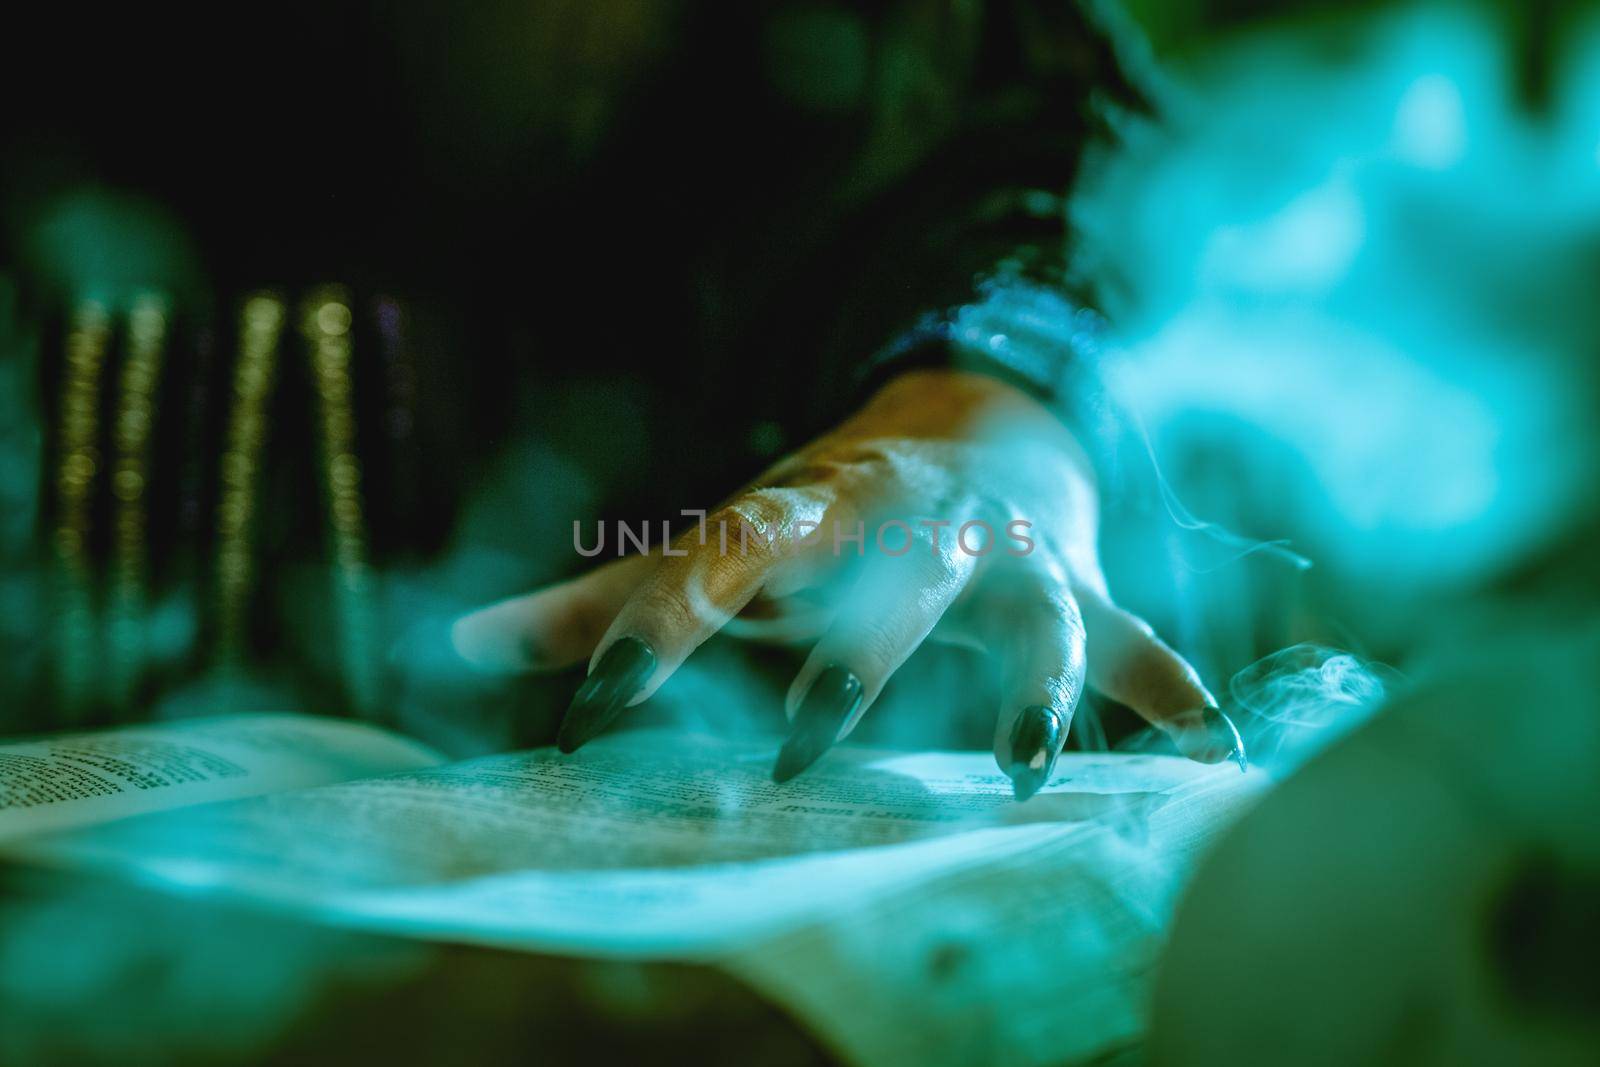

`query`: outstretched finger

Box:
[772,527,977,782]
[450,553,657,673]
[977,576,1087,801]
[1078,593,1246,770]
[558,487,838,752]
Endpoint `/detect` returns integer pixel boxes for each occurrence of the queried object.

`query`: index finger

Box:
[556,486,837,751]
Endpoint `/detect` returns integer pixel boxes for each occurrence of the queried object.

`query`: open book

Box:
[0,714,1266,1067]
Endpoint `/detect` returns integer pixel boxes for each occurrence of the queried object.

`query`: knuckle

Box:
[849,622,907,677]
[763,454,852,489]
[629,581,705,635]
[1034,585,1085,635]
[725,489,790,530]
[889,534,964,586]
[712,492,789,556]
[636,543,773,634]
[716,486,836,560]
[1040,662,1086,708]
[689,545,767,604]
[900,522,964,571]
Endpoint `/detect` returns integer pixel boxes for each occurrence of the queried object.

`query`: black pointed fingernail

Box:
[557,637,656,753]
[1169,704,1248,772]
[1208,706,1248,773]
[773,666,863,783]
[1005,704,1065,801]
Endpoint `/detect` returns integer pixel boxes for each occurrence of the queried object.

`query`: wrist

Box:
[850,367,1096,479]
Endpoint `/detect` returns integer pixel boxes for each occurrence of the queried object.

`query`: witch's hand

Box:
[453,369,1243,798]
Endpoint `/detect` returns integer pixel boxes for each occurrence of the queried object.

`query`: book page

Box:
[8,730,1262,949]
[725,763,1260,1067]
[10,729,1265,1067]
[0,714,445,842]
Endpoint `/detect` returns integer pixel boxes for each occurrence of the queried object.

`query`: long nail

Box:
[773,666,863,783]
[1005,705,1065,801]
[1168,704,1247,772]
[556,637,656,753]
[1213,707,1248,773]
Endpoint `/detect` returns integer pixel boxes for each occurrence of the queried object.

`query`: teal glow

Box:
[1075,6,1600,594]
[21,189,202,306]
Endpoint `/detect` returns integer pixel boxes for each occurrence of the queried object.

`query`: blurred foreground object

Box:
[1151,619,1600,1065]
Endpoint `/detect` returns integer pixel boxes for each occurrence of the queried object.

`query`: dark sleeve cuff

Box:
[856,276,1128,484]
